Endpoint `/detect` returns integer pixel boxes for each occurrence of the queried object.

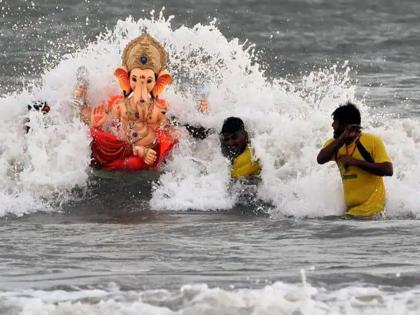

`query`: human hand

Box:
[199,99,208,113]
[338,155,359,168]
[337,124,360,144]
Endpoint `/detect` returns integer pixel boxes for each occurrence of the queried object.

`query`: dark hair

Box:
[332,102,361,125]
[221,117,245,134]
[27,101,50,114]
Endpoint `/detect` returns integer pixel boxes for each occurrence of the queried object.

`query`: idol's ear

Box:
[152,70,173,97]
[114,66,131,97]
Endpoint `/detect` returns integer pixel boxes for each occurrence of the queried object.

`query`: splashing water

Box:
[1,281,420,315]
[0,12,419,218]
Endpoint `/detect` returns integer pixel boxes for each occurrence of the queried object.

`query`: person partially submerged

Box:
[317,102,393,218]
[220,117,261,178]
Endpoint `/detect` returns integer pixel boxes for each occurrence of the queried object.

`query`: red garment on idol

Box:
[90,128,176,171]
[89,95,175,171]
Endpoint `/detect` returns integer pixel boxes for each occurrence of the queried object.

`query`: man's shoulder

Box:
[360,132,385,144]
[360,132,391,162]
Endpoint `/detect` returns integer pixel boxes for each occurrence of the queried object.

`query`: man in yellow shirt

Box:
[220,117,261,178]
[317,103,393,218]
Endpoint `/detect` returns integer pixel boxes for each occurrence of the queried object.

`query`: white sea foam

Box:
[1,281,420,315]
[0,12,419,217]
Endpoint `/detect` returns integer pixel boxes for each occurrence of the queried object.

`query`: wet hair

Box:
[220,117,245,134]
[332,102,361,125]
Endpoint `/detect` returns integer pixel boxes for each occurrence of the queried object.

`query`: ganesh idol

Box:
[75,33,194,171]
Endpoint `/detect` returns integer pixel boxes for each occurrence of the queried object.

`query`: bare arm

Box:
[355,160,393,176]
[339,155,393,176]
[317,139,343,164]
[317,126,360,164]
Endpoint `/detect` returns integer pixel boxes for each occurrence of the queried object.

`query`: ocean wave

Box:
[0,12,419,218]
[1,281,419,315]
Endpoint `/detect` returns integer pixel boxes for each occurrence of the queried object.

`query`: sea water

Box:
[0,0,420,314]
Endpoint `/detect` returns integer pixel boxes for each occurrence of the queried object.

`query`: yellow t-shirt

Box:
[323,132,392,217]
[231,145,261,178]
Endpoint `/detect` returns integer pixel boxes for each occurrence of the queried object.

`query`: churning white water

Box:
[1,13,418,217]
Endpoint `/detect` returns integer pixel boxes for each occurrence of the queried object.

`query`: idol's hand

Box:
[199,99,208,113]
[143,148,157,165]
[74,85,87,100]
[91,104,107,128]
